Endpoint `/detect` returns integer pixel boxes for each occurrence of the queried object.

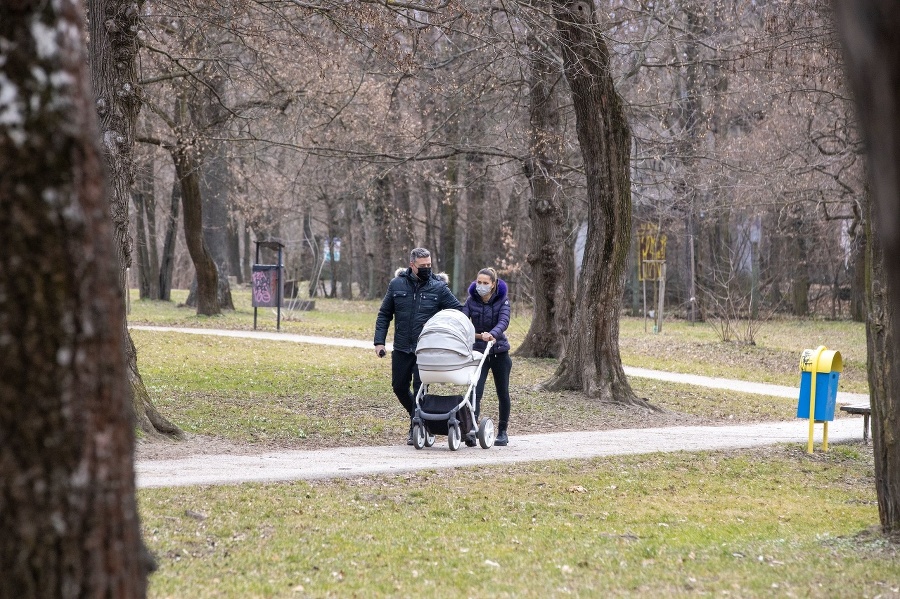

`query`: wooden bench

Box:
[839,403,871,445]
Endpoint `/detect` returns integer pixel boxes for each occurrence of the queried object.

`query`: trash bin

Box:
[796,346,842,422]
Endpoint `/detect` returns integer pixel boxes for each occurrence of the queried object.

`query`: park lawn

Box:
[139,443,896,598]
[617,317,869,394]
[128,289,378,340]
[129,289,870,394]
[133,331,807,448]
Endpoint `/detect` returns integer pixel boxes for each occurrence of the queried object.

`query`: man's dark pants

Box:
[391,349,422,417]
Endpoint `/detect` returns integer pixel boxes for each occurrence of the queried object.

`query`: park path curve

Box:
[131,325,869,488]
[136,419,862,488]
[130,325,870,404]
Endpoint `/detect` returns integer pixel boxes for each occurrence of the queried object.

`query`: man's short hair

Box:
[409,248,431,263]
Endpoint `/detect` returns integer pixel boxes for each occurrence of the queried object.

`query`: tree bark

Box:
[87,0,180,437]
[517,22,571,359]
[173,140,221,316]
[543,1,653,409]
[0,0,149,593]
[832,0,900,534]
[133,162,159,300]
[159,177,181,301]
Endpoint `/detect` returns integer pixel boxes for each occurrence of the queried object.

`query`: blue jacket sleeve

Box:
[490,299,511,339]
[374,285,395,345]
[439,284,463,311]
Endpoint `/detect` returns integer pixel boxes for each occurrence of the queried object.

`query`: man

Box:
[374,248,462,444]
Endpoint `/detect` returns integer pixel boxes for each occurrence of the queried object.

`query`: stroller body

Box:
[412,309,496,450]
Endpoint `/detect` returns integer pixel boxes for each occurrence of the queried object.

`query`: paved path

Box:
[136,419,863,488]
[130,325,870,404]
[131,326,869,489]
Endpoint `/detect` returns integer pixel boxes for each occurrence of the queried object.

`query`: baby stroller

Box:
[411,309,496,451]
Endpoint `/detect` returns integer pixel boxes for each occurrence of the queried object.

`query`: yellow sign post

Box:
[797,345,842,453]
[638,223,667,333]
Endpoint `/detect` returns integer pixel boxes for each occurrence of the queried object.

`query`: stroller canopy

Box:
[415,309,478,370]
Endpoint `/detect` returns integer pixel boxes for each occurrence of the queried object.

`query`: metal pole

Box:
[642,272,647,333]
[253,241,260,330]
[276,246,283,331]
[657,262,667,333]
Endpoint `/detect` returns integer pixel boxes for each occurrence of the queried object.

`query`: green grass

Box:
[133,331,808,448]
[130,289,869,393]
[140,444,896,598]
[128,289,379,339]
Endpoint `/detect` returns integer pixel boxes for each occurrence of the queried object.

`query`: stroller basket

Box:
[419,394,474,437]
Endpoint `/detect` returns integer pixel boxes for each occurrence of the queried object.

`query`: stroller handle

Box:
[476,340,495,371]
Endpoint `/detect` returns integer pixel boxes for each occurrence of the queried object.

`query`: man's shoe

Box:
[494,430,508,446]
[464,434,477,447]
[407,423,414,446]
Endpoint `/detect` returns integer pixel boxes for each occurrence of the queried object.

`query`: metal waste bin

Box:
[796,345,842,452]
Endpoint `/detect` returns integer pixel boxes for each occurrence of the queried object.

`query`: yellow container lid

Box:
[799,346,842,373]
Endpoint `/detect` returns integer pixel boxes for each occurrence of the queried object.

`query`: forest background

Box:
[131,0,861,337]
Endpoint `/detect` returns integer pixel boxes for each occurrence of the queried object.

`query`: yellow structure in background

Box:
[798,346,843,454]
[638,223,667,282]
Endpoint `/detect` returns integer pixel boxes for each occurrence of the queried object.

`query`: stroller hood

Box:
[415,309,477,370]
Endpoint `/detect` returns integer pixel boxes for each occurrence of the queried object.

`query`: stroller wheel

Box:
[478,418,495,449]
[412,424,426,450]
[424,427,435,447]
[448,423,462,451]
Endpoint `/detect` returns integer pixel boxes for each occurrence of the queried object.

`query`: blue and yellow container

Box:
[796,346,842,453]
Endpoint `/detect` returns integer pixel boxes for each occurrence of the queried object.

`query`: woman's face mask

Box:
[476,283,492,297]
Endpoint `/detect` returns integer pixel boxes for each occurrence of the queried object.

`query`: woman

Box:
[462,267,512,446]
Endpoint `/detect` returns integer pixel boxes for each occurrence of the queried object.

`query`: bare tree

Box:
[832,0,900,535]
[517,11,573,359]
[0,0,150,593]
[87,0,181,435]
[540,1,653,408]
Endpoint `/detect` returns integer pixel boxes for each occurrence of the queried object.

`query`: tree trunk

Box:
[133,162,159,300]
[173,140,221,316]
[227,213,244,285]
[134,186,153,299]
[197,137,234,309]
[88,0,180,437]
[543,1,653,409]
[833,0,900,533]
[372,176,394,295]
[0,1,149,592]
[517,23,571,359]
[850,223,867,322]
[864,198,900,534]
[159,177,181,301]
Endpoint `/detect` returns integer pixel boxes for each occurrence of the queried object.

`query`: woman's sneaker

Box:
[495,430,508,446]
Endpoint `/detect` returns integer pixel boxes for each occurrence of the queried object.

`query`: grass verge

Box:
[140,443,896,598]
[133,331,814,450]
[129,290,869,394]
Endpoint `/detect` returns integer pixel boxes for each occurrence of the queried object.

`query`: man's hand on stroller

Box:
[375,345,386,358]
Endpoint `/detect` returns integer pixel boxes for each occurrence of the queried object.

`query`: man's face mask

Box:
[416,266,432,281]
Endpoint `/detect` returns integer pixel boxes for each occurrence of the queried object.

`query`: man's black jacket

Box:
[374,269,462,353]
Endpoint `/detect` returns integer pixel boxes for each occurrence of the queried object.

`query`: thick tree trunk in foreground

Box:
[543,1,653,408]
[833,0,900,533]
[88,0,180,437]
[517,23,571,359]
[0,0,148,593]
